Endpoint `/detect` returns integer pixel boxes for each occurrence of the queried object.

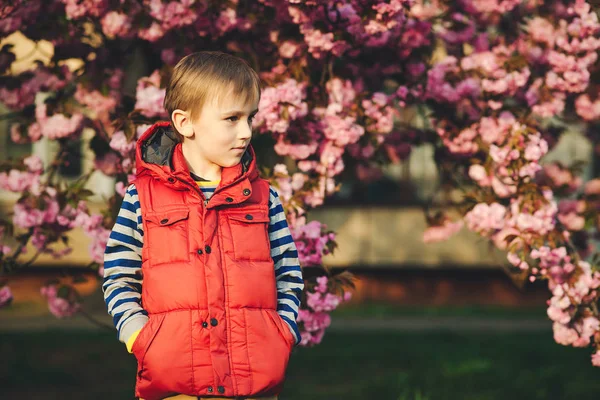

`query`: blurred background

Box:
[2,2,600,400]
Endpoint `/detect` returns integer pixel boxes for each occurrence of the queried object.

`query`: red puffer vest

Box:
[130,122,295,400]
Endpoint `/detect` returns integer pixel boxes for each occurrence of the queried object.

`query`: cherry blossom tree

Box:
[1,0,600,360]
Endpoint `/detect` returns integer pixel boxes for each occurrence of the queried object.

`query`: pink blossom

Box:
[138,22,166,42]
[94,152,121,177]
[298,309,331,332]
[0,286,13,308]
[318,142,345,176]
[319,114,364,147]
[0,1,41,35]
[315,276,328,293]
[468,164,490,185]
[482,68,531,95]
[553,322,580,346]
[0,169,39,193]
[109,131,135,156]
[115,182,127,198]
[301,27,335,59]
[491,227,521,251]
[557,200,585,231]
[215,8,238,34]
[31,228,48,251]
[298,308,331,346]
[291,173,307,191]
[42,199,60,224]
[532,95,566,118]
[464,202,506,234]
[526,17,555,46]
[28,123,42,142]
[491,176,517,198]
[74,85,117,121]
[74,212,104,235]
[537,163,582,193]
[100,11,132,38]
[35,104,84,140]
[592,352,600,367]
[524,134,548,161]
[274,137,318,160]
[23,155,43,174]
[361,93,395,134]
[146,0,197,31]
[327,78,357,106]
[440,13,475,44]
[575,94,600,121]
[436,126,479,155]
[40,285,80,318]
[13,203,44,229]
[255,79,308,134]
[0,66,66,111]
[585,179,600,196]
[60,0,107,20]
[89,228,110,266]
[547,303,571,325]
[478,113,515,145]
[136,124,152,139]
[161,49,177,65]
[467,0,521,14]
[306,291,341,312]
[291,220,335,267]
[135,71,167,118]
[423,219,464,243]
[279,41,300,58]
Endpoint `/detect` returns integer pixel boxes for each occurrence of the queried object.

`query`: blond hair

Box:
[164,51,261,130]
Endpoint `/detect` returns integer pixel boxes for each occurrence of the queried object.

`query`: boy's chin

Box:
[217,158,242,168]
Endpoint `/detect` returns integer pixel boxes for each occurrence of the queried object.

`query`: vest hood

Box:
[134,121,259,193]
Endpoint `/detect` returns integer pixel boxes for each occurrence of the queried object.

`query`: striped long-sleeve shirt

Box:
[102,181,304,349]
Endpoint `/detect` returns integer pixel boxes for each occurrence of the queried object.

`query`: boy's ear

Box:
[171,109,194,138]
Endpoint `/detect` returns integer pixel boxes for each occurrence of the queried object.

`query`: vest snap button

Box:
[225,197,233,202]
[210,318,218,326]
[160,218,169,224]
[217,386,225,394]
[167,177,176,183]
[245,214,253,220]
[202,321,208,328]
[243,189,251,196]
[207,386,213,393]
[205,245,211,254]
[197,249,203,255]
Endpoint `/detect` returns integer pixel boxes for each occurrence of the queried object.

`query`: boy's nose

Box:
[238,124,252,140]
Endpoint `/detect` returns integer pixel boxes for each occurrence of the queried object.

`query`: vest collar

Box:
[134,121,259,206]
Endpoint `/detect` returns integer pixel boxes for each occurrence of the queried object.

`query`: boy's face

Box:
[185,88,258,169]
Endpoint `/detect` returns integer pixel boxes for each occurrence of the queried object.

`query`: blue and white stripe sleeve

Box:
[268,186,304,346]
[102,183,148,344]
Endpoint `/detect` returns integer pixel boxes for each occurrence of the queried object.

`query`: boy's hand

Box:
[126,328,143,353]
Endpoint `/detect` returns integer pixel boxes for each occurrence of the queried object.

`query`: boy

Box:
[103,51,304,400]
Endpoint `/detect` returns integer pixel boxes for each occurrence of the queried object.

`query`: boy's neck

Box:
[181,142,222,182]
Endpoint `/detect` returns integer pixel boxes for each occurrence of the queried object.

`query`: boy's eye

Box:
[226,114,257,124]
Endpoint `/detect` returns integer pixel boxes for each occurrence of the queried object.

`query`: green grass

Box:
[1,329,599,400]
[330,302,549,319]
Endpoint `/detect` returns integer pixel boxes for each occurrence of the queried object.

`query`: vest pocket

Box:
[226,210,271,261]
[144,206,190,266]
[133,313,166,381]
[265,309,295,351]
